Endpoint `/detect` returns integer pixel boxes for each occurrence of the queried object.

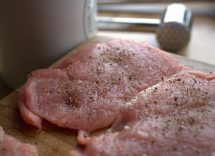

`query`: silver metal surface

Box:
[97,3,192,52]
[98,2,215,16]
[157,4,192,52]
[97,16,160,31]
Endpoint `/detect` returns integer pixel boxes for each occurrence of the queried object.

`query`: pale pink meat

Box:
[83,70,215,156]
[19,39,185,131]
[0,126,38,156]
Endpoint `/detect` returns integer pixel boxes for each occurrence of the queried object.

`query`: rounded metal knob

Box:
[157,4,192,52]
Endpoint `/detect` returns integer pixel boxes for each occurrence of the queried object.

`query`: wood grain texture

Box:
[0,36,215,156]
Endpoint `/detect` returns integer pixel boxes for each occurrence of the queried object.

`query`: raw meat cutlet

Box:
[83,70,215,156]
[0,126,38,156]
[19,39,185,131]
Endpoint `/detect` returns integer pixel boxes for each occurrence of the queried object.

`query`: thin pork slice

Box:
[0,126,38,156]
[83,70,215,156]
[19,39,185,131]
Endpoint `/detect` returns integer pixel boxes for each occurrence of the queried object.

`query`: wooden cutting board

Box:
[0,36,215,156]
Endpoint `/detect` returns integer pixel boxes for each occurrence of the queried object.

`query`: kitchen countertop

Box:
[0,15,215,99]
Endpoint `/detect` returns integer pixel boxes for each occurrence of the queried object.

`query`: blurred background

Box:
[0,0,215,98]
[97,0,215,64]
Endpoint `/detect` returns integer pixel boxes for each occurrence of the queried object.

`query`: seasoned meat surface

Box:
[83,70,215,156]
[19,39,184,131]
[0,126,38,156]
